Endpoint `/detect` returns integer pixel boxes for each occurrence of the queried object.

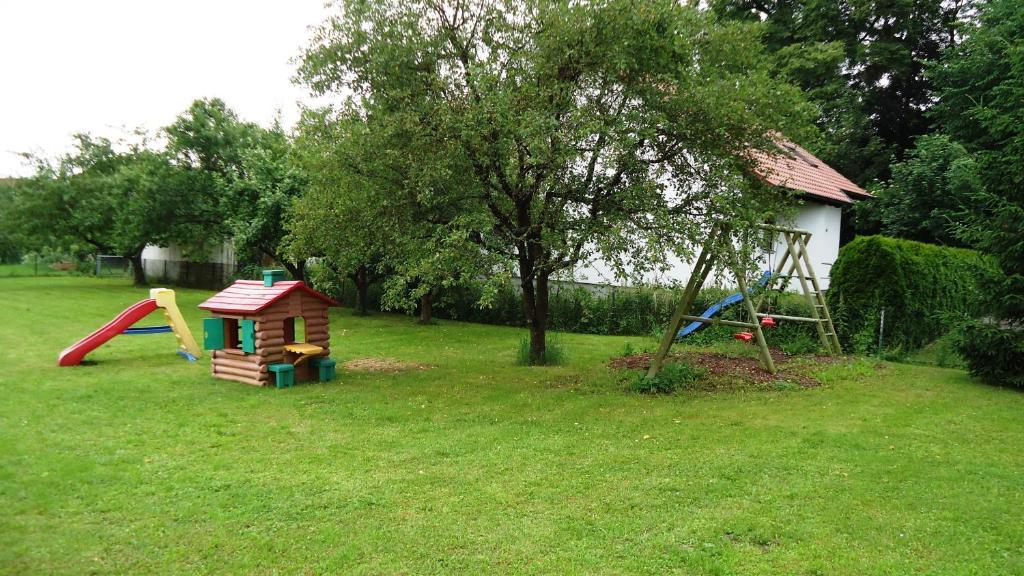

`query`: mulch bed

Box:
[342,357,433,373]
[609,350,820,388]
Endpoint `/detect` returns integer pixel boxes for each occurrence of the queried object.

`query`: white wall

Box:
[141,240,236,285]
[773,203,842,289]
[141,241,235,264]
[570,201,844,290]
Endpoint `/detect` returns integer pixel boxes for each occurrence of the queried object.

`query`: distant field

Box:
[1,275,1021,574]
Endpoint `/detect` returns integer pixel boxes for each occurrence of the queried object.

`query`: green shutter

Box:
[203,318,225,350]
[241,319,256,353]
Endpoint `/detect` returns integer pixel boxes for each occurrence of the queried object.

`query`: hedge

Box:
[310,262,822,350]
[827,235,1001,353]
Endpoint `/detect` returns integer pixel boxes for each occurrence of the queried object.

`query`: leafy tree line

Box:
[8,99,308,285]
[832,0,1022,384]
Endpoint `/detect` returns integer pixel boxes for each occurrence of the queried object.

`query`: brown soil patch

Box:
[342,357,433,373]
[609,350,820,388]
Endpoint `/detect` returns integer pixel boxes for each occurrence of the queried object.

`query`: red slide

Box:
[57,299,159,366]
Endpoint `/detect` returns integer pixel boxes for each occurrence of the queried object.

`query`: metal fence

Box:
[142,259,237,290]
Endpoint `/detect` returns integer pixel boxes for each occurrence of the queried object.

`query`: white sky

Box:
[0,0,332,177]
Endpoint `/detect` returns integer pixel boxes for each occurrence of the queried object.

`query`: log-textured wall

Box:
[210,291,331,386]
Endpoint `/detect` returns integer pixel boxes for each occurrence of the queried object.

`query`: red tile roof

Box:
[751,141,870,204]
[198,280,338,314]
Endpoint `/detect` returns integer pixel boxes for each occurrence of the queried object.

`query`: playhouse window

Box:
[224,318,240,349]
[283,316,305,343]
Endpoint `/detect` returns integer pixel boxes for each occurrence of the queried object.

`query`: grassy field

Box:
[1,275,1022,574]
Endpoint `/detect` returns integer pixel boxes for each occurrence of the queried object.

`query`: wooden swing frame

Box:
[646,223,841,378]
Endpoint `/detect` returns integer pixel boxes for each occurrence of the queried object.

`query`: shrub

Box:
[631,362,709,394]
[954,320,1024,388]
[828,236,1001,353]
[308,265,831,355]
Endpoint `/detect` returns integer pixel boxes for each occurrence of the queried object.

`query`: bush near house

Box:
[311,265,823,350]
[954,320,1024,388]
[828,235,1001,353]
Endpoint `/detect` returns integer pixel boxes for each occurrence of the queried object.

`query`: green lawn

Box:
[1,276,1022,574]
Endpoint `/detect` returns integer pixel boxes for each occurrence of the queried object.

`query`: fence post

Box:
[878,308,886,357]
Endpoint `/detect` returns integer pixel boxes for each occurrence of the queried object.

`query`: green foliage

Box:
[925,0,1024,387]
[856,135,982,246]
[713,0,976,185]
[631,362,709,394]
[167,98,309,280]
[0,179,32,263]
[828,236,1001,353]
[954,320,1024,388]
[13,133,211,284]
[299,0,815,362]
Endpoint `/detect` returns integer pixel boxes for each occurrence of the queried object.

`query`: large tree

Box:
[17,134,201,284]
[929,0,1024,385]
[713,0,976,185]
[167,99,310,280]
[855,134,981,246]
[299,0,812,362]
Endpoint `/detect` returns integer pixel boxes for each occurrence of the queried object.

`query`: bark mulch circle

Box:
[342,357,433,373]
[609,350,820,388]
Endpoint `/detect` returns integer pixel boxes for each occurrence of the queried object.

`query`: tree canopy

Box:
[15,134,203,284]
[713,0,976,185]
[856,134,981,246]
[300,0,814,361]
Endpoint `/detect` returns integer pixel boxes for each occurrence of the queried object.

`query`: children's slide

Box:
[57,288,202,366]
[57,299,159,366]
[676,271,773,340]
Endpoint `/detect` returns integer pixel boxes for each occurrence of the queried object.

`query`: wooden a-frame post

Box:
[647,224,776,377]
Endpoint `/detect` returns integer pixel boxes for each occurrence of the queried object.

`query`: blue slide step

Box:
[676,271,772,340]
[122,325,173,335]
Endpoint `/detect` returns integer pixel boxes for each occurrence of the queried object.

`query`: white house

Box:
[140,241,237,288]
[571,141,870,290]
[141,142,867,291]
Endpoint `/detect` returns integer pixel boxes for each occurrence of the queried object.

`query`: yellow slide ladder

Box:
[150,288,202,360]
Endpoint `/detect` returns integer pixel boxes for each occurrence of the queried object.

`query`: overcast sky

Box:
[0,0,332,177]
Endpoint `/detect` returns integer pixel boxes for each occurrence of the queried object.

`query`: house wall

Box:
[773,202,843,289]
[141,241,236,288]
[569,201,844,290]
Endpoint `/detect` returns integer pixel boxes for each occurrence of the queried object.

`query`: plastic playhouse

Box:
[57,288,201,366]
[198,269,338,388]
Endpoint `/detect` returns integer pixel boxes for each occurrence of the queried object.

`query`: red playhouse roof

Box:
[751,141,870,205]
[199,280,338,314]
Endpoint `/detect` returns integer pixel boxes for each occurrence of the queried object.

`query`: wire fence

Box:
[1,255,236,290]
[142,259,237,290]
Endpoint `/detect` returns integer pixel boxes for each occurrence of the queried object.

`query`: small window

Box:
[283,316,306,344]
[224,318,240,349]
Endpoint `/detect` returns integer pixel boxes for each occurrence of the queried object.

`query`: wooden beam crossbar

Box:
[679,315,758,329]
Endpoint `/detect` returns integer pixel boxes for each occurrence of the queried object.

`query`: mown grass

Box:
[1,275,1022,574]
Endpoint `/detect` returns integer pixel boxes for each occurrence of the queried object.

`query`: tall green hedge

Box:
[828,235,1001,353]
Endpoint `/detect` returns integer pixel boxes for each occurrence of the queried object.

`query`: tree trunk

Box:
[419,292,433,324]
[351,265,370,315]
[520,271,550,364]
[128,253,146,286]
[283,259,308,283]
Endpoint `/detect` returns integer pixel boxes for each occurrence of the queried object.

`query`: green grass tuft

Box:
[631,361,709,394]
